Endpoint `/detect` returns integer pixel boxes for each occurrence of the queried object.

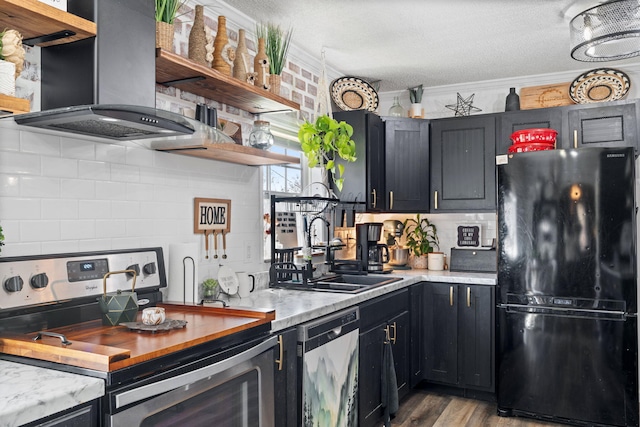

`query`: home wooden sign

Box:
[194,198,231,233]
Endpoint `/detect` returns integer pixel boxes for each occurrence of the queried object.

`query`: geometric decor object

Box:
[445,92,482,117]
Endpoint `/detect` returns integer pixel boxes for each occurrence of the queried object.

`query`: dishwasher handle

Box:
[327,326,343,340]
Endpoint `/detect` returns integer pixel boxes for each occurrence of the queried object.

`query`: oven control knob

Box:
[4,276,24,292]
[126,264,140,278]
[143,262,157,275]
[30,273,49,289]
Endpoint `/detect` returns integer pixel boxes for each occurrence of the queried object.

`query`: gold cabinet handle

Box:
[449,285,454,306]
[390,191,394,210]
[573,129,578,149]
[467,287,471,307]
[275,335,284,371]
[384,325,390,344]
[390,321,397,344]
[372,189,377,208]
[434,190,438,210]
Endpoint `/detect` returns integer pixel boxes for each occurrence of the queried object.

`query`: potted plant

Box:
[155,0,186,51]
[0,225,5,254]
[256,22,293,95]
[403,214,439,269]
[201,278,219,300]
[0,29,25,96]
[408,84,424,118]
[298,115,357,192]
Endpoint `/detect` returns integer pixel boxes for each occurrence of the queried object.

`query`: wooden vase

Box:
[269,74,281,96]
[188,5,208,66]
[155,21,174,51]
[254,37,270,90]
[233,29,249,81]
[212,16,232,75]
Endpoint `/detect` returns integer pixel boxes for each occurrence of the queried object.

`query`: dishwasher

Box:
[298,307,360,427]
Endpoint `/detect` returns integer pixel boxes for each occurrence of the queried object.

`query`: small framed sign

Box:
[194,198,231,233]
[457,224,481,248]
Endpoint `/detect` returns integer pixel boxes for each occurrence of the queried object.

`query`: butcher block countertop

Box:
[0,303,275,372]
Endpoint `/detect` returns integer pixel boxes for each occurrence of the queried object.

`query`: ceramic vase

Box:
[505,87,520,111]
[188,5,208,66]
[427,252,445,270]
[254,37,270,90]
[212,16,232,75]
[409,103,423,118]
[0,60,16,96]
[233,29,249,81]
[269,74,281,95]
[155,21,174,51]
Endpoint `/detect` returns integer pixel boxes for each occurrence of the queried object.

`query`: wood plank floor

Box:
[392,389,566,427]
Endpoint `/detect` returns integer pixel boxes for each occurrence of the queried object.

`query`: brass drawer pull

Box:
[449,285,454,306]
[275,335,284,371]
[467,287,471,307]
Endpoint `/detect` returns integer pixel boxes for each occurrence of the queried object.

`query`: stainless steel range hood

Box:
[13,0,232,144]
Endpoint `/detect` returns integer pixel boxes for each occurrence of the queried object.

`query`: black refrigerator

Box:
[496,147,639,426]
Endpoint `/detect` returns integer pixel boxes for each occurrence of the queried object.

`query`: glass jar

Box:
[388,96,405,117]
[248,120,274,150]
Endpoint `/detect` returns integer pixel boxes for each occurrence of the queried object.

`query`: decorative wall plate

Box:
[330,77,379,112]
[569,68,631,104]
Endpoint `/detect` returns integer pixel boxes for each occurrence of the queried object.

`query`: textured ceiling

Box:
[222,0,640,92]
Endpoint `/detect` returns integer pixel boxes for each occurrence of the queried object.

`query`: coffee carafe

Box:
[356,223,391,273]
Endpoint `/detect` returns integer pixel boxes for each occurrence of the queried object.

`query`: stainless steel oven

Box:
[0,248,276,427]
[108,335,276,427]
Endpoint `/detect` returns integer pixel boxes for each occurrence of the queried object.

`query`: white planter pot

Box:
[409,103,423,118]
[0,61,16,96]
[427,251,445,271]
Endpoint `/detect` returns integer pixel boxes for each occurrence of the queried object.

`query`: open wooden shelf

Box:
[0,94,30,115]
[0,0,96,47]
[156,141,300,166]
[155,49,300,114]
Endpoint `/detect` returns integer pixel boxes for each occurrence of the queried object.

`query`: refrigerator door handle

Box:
[499,303,627,321]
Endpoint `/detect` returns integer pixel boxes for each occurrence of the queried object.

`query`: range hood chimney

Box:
[14,0,232,144]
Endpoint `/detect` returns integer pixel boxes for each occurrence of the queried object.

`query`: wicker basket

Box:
[156,21,175,51]
[269,74,282,96]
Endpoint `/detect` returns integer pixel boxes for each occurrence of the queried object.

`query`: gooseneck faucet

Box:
[303,214,331,280]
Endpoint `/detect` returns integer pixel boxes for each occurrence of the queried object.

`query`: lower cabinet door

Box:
[274,328,298,427]
[359,321,386,427]
[459,284,494,391]
[423,282,459,385]
[389,310,411,400]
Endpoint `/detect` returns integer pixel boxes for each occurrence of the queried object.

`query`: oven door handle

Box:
[114,335,278,409]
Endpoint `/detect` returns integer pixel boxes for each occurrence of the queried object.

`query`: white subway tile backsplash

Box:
[96,181,127,200]
[41,240,79,255]
[42,199,78,219]
[60,219,95,240]
[126,146,155,167]
[41,156,78,178]
[60,138,96,160]
[78,160,111,180]
[126,182,155,202]
[125,219,154,236]
[0,175,20,197]
[0,197,41,220]
[21,132,61,156]
[0,129,21,151]
[95,219,128,238]
[110,163,140,183]
[0,151,41,175]
[20,220,61,242]
[60,179,95,199]
[21,176,60,198]
[77,239,113,252]
[111,200,141,219]
[79,200,111,219]
[95,143,126,164]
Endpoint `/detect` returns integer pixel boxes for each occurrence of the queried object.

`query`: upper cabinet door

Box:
[497,107,564,155]
[566,100,638,152]
[384,118,430,212]
[430,116,496,212]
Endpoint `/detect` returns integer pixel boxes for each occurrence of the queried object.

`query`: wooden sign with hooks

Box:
[194,198,231,233]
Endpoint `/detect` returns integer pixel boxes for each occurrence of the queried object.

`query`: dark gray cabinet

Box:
[25,401,98,427]
[430,116,496,212]
[497,107,564,155]
[566,100,639,151]
[333,111,385,211]
[359,289,411,427]
[384,118,430,212]
[422,282,494,393]
[274,328,298,427]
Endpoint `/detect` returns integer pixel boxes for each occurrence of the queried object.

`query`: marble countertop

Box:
[0,360,105,427]
[222,270,496,332]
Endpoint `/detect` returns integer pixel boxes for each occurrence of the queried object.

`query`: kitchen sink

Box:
[275,274,403,294]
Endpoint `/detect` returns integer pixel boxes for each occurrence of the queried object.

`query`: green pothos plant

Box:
[403,214,439,257]
[298,115,356,191]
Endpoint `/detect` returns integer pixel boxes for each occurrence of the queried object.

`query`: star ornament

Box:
[445,93,482,116]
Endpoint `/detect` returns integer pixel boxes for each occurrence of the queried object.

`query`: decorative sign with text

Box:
[194,198,231,233]
[457,225,481,247]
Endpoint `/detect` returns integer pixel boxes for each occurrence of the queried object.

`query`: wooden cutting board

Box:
[519,83,576,110]
[0,304,275,372]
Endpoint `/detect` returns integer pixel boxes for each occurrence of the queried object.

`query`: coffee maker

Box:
[356,222,390,273]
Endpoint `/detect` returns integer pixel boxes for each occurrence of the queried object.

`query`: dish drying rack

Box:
[268,194,367,287]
